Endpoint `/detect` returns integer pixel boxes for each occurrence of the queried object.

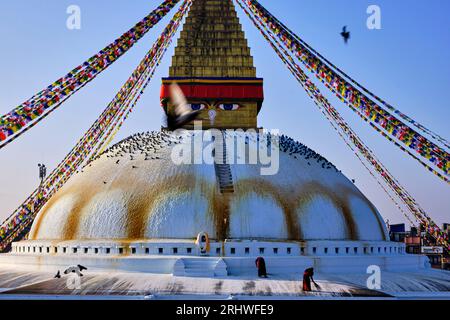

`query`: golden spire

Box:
[170,0,256,78]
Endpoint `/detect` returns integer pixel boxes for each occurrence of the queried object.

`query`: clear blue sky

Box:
[0,0,448,226]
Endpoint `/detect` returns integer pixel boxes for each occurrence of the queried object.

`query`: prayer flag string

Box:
[0,0,182,149]
[0,0,192,252]
[236,0,449,251]
[240,0,449,181]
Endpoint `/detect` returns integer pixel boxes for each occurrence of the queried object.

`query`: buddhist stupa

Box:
[26,0,386,243]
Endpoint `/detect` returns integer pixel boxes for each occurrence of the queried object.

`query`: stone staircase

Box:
[173,258,228,277]
[214,131,234,194]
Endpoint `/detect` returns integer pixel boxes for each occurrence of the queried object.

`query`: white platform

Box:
[1,239,429,276]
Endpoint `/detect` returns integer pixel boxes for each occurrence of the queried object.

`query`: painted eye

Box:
[188,103,206,111]
[219,104,240,111]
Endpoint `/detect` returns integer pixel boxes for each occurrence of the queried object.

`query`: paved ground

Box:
[0,266,390,299]
[0,266,449,300]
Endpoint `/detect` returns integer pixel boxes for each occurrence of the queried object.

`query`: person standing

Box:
[302,267,319,292]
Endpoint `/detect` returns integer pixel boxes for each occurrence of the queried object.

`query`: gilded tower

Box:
[160,0,264,129]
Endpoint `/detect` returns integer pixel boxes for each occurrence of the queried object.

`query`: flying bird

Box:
[340,26,350,44]
[166,83,200,130]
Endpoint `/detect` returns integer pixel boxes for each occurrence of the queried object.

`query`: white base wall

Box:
[0,254,429,276]
[0,239,429,276]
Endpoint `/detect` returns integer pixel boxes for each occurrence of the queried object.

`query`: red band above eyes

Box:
[160,78,264,105]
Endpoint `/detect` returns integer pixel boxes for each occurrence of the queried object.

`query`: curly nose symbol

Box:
[208,109,217,125]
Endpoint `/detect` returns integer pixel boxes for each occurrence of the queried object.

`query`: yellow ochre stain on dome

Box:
[62,186,98,240]
[292,181,357,240]
[30,186,89,240]
[125,188,160,240]
[31,154,385,242]
[337,184,387,241]
[210,191,231,240]
[366,201,388,241]
[234,179,301,240]
[114,173,213,239]
[29,190,63,239]
[231,179,376,241]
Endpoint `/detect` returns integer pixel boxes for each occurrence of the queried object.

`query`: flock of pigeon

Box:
[87,131,184,168]
[89,131,339,175]
[278,134,338,172]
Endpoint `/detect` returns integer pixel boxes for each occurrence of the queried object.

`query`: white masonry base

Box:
[0,239,430,276]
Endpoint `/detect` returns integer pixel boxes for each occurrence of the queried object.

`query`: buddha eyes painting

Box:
[188,103,206,111]
[218,103,240,111]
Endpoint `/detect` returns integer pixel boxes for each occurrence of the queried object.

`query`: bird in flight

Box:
[166,83,200,131]
[341,26,350,44]
[78,264,88,272]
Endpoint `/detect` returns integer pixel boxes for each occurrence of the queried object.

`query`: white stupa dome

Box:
[29,130,388,242]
